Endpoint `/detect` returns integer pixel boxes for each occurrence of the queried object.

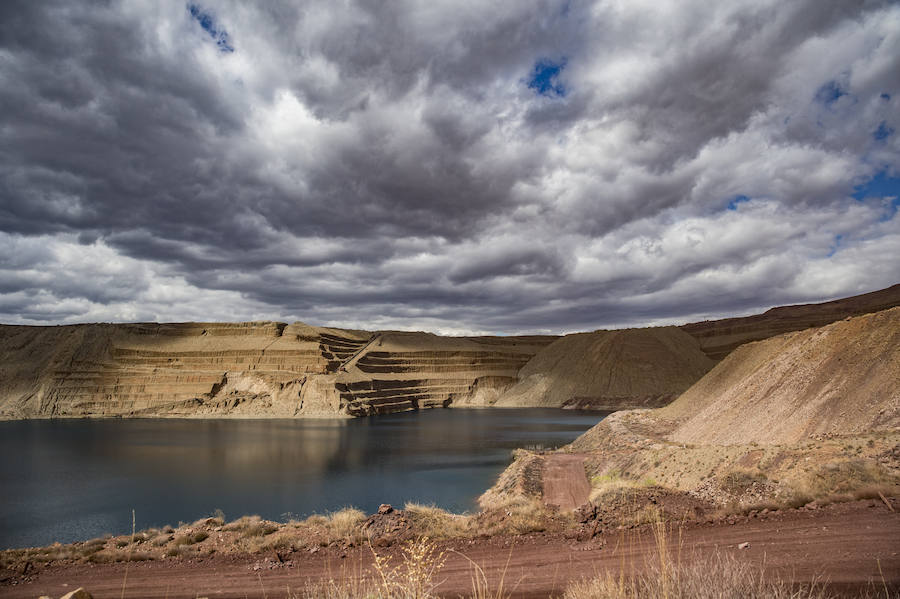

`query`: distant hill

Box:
[488,284,900,410]
[680,284,900,360]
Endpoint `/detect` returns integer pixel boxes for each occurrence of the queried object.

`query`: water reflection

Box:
[0,409,605,548]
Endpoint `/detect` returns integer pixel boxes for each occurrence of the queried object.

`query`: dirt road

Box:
[3,499,898,598]
[541,454,591,511]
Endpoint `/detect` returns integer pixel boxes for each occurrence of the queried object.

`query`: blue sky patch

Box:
[827,234,843,258]
[874,121,894,141]
[814,80,846,106]
[527,58,566,97]
[726,195,750,211]
[188,3,234,53]
[852,170,900,221]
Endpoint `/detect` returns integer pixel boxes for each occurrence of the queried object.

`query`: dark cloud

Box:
[0,0,898,333]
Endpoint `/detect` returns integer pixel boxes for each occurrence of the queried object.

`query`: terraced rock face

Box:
[0,323,556,419]
[334,332,556,416]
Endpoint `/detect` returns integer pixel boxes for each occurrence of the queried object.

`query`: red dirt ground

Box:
[2,499,898,598]
[541,454,591,511]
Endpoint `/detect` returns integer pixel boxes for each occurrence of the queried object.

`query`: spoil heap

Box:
[493,326,715,409]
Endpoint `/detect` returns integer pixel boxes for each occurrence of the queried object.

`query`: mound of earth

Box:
[665,306,900,445]
[360,504,415,546]
[489,308,899,514]
[572,486,714,540]
[493,326,716,409]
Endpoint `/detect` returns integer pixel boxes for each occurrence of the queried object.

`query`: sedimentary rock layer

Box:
[0,323,556,419]
[2,285,897,419]
[334,332,555,415]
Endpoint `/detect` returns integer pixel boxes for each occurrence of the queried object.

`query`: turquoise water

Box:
[0,408,606,549]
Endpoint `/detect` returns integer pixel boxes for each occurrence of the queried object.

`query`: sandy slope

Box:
[666,307,900,445]
[494,326,715,409]
[489,307,899,515]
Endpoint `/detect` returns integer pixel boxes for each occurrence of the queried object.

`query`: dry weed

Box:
[403,503,469,538]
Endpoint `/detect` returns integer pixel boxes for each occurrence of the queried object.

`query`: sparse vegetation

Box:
[403,502,468,538]
[563,552,841,599]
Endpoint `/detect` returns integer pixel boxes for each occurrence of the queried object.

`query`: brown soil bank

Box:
[681,283,900,360]
[491,307,898,518]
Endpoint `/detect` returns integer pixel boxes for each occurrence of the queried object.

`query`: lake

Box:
[0,408,606,549]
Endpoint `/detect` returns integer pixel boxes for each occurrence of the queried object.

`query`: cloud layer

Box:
[1,0,898,334]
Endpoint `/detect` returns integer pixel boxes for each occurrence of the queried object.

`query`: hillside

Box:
[1,284,898,420]
[666,306,900,445]
[490,307,900,515]
[492,326,716,409]
[680,284,900,360]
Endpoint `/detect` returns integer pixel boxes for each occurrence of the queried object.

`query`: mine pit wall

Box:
[0,323,556,419]
[0,322,369,419]
[334,335,557,415]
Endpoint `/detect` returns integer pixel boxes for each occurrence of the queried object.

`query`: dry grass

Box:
[562,516,878,599]
[562,553,838,599]
[328,507,367,539]
[799,459,895,497]
[297,536,447,599]
[475,497,559,536]
[403,502,469,538]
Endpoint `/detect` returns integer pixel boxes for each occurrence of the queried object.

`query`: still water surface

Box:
[0,408,606,549]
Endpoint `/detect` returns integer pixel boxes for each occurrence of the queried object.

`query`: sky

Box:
[1,0,898,335]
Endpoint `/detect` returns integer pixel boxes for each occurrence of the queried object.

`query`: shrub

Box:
[191,530,209,543]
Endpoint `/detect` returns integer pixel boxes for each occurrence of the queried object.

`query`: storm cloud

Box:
[1,0,898,334]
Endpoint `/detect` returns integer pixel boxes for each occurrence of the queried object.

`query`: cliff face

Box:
[0,322,557,419]
[665,307,900,444]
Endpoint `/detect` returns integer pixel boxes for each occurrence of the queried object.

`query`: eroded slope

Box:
[493,326,716,409]
[487,307,900,511]
[666,306,900,445]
